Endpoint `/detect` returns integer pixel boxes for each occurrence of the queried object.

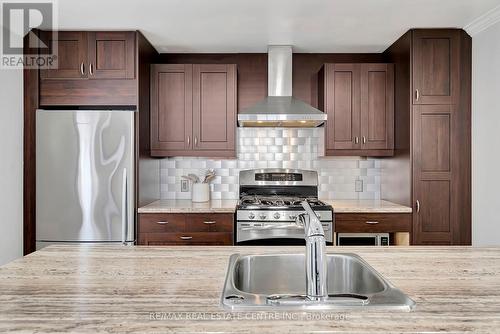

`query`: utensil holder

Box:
[192,183,210,202]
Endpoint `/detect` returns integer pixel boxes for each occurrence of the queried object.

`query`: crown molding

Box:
[464,5,500,36]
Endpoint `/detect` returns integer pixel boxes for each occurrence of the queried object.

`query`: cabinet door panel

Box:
[413,30,459,104]
[40,31,87,79]
[151,64,192,152]
[360,64,394,150]
[192,64,236,151]
[325,64,361,150]
[88,32,135,79]
[413,105,456,245]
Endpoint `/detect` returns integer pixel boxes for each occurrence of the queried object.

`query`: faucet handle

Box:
[295,213,307,227]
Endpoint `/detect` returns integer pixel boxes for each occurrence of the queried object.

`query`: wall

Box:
[160,128,381,200]
[0,68,23,265]
[472,21,500,246]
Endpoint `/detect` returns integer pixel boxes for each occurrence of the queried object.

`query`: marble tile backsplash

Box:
[160,128,381,200]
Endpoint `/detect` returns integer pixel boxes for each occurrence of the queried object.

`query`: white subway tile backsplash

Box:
[159,127,381,200]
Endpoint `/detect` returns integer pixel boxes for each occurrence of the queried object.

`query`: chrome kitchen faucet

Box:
[296,201,328,300]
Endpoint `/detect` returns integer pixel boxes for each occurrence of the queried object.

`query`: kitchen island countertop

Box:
[1,245,499,333]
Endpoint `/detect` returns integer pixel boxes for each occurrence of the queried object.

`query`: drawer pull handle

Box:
[156,221,169,225]
[203,221,216,225]
[365,221,380,225]
[180,236,193,240]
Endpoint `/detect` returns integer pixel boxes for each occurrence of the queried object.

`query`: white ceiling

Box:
[54,0,500,53]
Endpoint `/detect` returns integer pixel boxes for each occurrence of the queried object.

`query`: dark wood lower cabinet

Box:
[138,213,234,245]
[335,213,411,233]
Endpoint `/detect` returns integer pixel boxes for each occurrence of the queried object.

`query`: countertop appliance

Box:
[236,169,333,245]
[36,110,135,249]
[337,233,390,246]
[237,46,327,127]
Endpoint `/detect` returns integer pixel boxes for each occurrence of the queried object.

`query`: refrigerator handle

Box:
[121,168,128,245]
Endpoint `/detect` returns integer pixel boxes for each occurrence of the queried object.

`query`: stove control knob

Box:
[289,214,297,220]
[248,213,255,220]
[273,212,281,219]
[259,214,267,220]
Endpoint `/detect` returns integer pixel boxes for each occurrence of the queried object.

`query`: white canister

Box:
[192,183,210,202]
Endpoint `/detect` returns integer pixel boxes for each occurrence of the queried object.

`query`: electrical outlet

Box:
[181,180,189,192]
[355,179,363,192]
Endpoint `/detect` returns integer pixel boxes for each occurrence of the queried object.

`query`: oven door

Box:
[236,221,333,245]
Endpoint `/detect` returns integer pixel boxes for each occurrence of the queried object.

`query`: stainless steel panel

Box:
[221,253,416,311]
[268,46,292,97]
[239,168,318,187]
[237,210,332,222]
[236,221,333,243]
[36,110,135,242]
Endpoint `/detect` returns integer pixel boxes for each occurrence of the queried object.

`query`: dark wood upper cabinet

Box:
[40,31,88,79]
[360,63,394,150]
[39,31,137,106]
[88,32,135,79]
[319,63,394,156]
[151,64,193,152]
[192,64,236,151]
[412,30,460,105]
[321,64,361,151]
[151,64,237,157]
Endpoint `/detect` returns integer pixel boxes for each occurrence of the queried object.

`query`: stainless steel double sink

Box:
[221,253,415,311]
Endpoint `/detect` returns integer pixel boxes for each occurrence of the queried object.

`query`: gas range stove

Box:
[236,169,334,245]
[238,195,329,210]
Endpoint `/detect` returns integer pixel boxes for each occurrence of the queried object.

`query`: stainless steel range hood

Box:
[237,46,327,127]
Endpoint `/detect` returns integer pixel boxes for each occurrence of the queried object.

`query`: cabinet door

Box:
[360,64,394,150]
[413,30,459,105]
[413,105,458,244]
[88,32,135,79]
[325,64,361,150]
[192,64,237,151]
[39,31,87,79]
[151,64,193,153]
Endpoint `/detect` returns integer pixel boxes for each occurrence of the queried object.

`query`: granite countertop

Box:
[322,199,413,213]
[1,245,499,333]
[138,199,238,213]
[138,199,412,214]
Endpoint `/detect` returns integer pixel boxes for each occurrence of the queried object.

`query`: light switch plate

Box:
[181,180,189,192]
[355,179,363,192]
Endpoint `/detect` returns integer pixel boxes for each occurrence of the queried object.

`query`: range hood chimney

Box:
[237,46,327,127]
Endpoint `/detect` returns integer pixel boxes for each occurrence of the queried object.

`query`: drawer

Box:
[139,232,233,246]
[185,214,234,232]
[335,213,411,233]
[139,214,185,233]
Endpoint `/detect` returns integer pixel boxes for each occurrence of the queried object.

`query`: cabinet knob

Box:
[80,62,85,75]
[194,136,198,147]
[89,63,94,76]
[354,137,359,144]
[156,221,169,225]
[416,200,420,213]
[180,236,193,240]
[415,89,420,101]
[365,221,379,225]
[362,136,367,144]
[187,136,191,147]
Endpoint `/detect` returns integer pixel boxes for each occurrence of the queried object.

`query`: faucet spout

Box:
[297,201,328,300]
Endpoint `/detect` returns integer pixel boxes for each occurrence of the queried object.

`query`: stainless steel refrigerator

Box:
[36,110,135,249]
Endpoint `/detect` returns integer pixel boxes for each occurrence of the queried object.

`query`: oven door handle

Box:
[239,223,305,231]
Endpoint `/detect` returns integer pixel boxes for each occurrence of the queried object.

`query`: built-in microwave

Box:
[336,233,390,246]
